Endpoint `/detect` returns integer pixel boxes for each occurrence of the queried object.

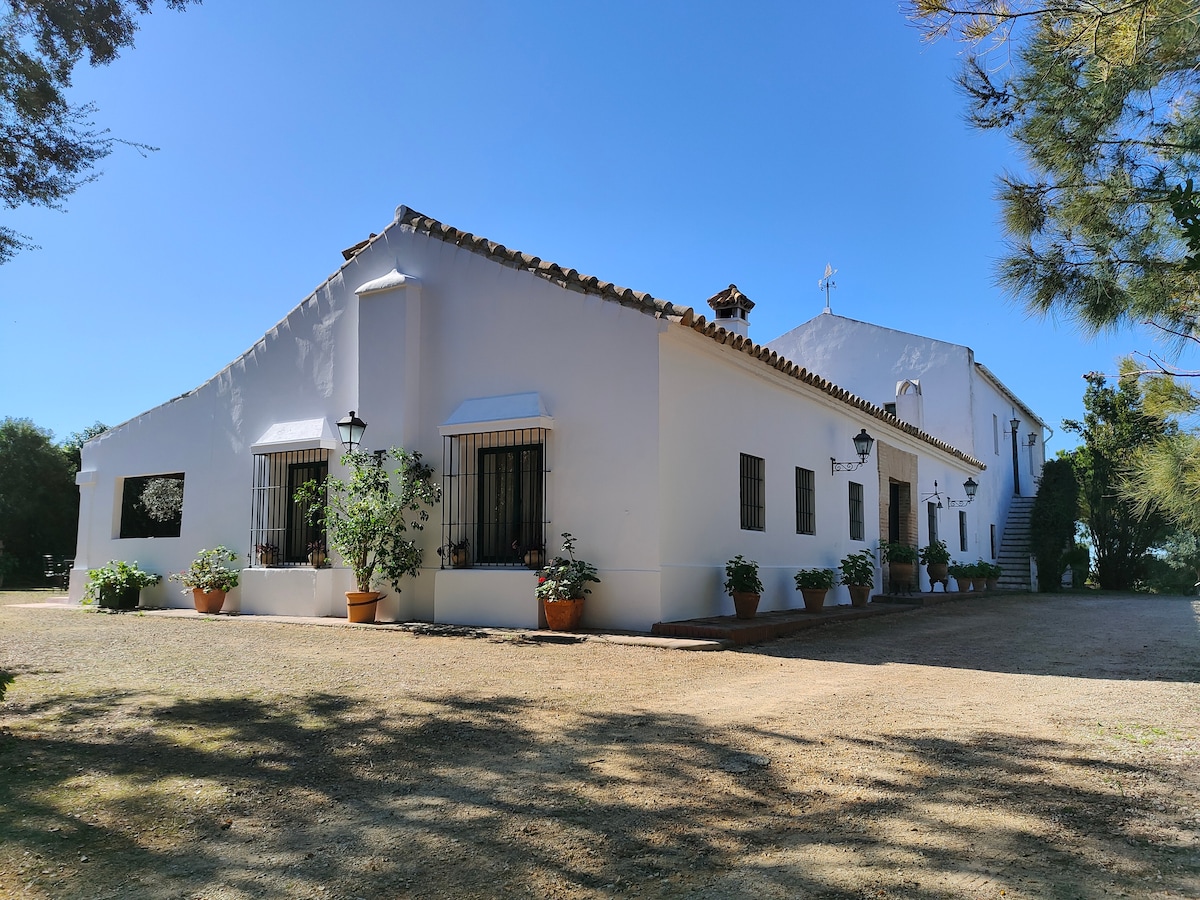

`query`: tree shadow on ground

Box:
[2,688,1197,898]
[748,594,1200,683]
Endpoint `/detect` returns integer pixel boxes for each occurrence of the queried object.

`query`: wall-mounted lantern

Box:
[831,428,875,473]
[337,410,367,451]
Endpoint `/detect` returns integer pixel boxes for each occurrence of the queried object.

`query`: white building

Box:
[768,311,1047,576]
[70,204,1032,631]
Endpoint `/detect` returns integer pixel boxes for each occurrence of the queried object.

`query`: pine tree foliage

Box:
[0,0,200,263]
[908,1,1200,339]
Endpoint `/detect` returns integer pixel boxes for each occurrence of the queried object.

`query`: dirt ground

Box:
[0,590,1198,900]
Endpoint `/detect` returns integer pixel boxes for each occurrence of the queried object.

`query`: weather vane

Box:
[819,263,837,313]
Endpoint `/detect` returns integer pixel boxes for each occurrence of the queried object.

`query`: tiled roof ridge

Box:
[385,205,984,470]
[393,205,689,320]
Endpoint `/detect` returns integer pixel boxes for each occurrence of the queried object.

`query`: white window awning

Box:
[439,392,554,436]
[251,418,341,454]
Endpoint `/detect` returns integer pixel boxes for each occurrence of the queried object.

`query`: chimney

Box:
[706,284,754,339]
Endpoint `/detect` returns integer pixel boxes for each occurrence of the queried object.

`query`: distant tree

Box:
[1064,375,1173,589]
[907,1,1200,341]
[61,421,109,471]
[1,0,201,263]
[0,418,77,583]
[1150,528,1200,592]
[1029,456,1080,591]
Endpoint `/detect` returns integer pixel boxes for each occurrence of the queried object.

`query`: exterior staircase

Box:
[996,495,1036,591]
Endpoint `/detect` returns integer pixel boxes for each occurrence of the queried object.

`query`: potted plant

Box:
[82,560,161,610]
[307,540,328,568]
[255,542,279,567]
[970,559,989,592]
[838,549,876,608]
[438,538,471,569]
[984,561,1002,590]
[724,555,764,619]
[295,447,440,624]
[516,540,546,570]
[919,539,951,591]
[169,547,240,614]
[948,562,971,592]
[881,542,918,593]
[794,567,836,612]
[535,532,600,631]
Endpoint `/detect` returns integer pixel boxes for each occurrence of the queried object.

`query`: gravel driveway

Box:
[1,591,1198,899]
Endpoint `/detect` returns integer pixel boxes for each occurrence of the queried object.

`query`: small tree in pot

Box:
[724,555,763,619]
[536,532,600,631]
[838,549,876,608]
[295,448,440,624]
[794,567,836,612]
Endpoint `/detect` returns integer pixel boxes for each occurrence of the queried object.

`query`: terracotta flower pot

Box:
[889,562,915,593]
[953,576,971,593]
[543,597,584,631]
[847,584,872,608]
[731,591,760,619]
[971,577,987,592]
[524,548,545,570]
[986,578,999,591]
[192,588,227,614]
[799,588,827,612]
[346,591,381,624]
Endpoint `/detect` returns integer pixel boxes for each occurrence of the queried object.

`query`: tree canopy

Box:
[1064,373,1173,588]
[907,1,1200,349]
[0,417,79,583]
[1,0,200,263]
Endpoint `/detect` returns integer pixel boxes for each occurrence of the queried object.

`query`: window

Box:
[477,444,544,563]
[849,481,864,541]
[251,449,328,565]
[990,523,997,559]
[119,473,185,538]
[884,402,897,417]
[740,453,765,531]
[927,501,939,544]
[441,428,548,566]
[960,511,969,552]
[993,414,1000,455]
[795,466,815,535]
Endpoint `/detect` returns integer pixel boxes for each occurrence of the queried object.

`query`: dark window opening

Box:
[477,444,544,564]
[849,481,865,541]
[960,511,969,552]
[740,453,765,531]
[927,501,939,544]
[441,428,548,568]
[795,466,815,535]
[119,474,185,538]
[251,449,328,566]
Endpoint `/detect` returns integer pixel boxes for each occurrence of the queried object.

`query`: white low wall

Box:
[234,567,352,617]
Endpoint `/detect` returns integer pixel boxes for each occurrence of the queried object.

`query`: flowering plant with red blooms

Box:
[535,532,600,602]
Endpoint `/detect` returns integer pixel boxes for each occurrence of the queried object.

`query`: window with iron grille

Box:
[849,481,865,541]
[250,449,328,566]
[795,466,815,535]
[740,453,765,531]
[927,501,939,544]
[441,429,548,567]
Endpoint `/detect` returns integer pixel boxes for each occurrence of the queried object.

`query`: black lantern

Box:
[963,477,978,500]
[832,428,875,473]
[852,428,874,463]
[337,410,367,451]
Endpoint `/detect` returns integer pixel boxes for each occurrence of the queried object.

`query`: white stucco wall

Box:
[766,312,1047,563]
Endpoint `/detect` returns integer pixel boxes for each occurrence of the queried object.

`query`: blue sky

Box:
[0,1,1148,450]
